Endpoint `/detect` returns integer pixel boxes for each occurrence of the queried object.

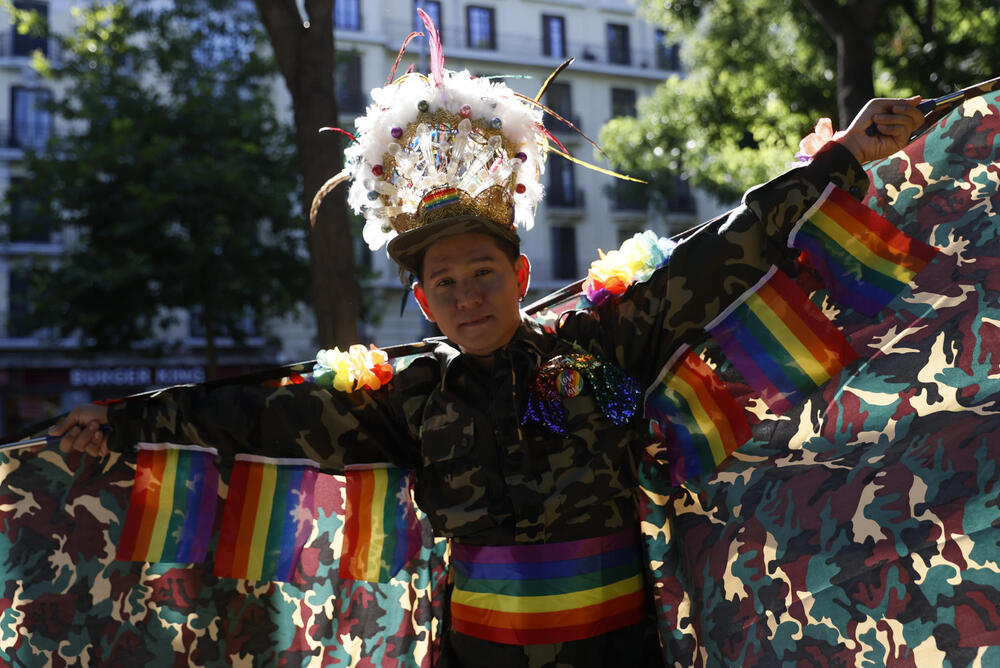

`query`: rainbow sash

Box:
[450,527,647,645]
[116,443,219,564]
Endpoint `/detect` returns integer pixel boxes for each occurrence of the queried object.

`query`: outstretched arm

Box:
[43,356,439,472]
[49,404,110,457]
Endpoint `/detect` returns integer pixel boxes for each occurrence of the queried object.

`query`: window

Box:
[335,0,362,30]
[610,88,637,118]
[7,178,51,243]
[611,181,646,212]
[655,29,680,70]
[544,82,577,134]
[12,1,48,58]
[542,14,566,59]
[7,266,36,337]
[548,158,580,208]
[335,51,364,113]
[667,176,696,213]
[414,1,442,39]
[10,87,53,152]
[606,23,631,65]
[550,226,578,280]
[467,6,496,50]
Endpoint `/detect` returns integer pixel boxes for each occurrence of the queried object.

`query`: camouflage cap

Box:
[387,214,521,279]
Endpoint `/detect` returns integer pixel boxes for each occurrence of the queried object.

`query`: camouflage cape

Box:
[2,91,999,666]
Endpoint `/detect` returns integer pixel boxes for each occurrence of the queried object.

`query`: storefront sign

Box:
[69,366,206,388]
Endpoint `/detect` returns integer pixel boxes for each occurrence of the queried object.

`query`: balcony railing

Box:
[381,20,679,73]
[545,114,582,135]
[0,121,54,152]
[547,188,585,209]
[0,31,60,63]
[666,192,696,214]
[613,194,647,212]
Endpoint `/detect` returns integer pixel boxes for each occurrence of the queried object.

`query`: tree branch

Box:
[798,0,847,35]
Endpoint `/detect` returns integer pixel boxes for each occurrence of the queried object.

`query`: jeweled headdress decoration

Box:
[310,10,640,259]
[347,67,545,250]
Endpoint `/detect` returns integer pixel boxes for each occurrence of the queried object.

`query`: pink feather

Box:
[417,8,444,87]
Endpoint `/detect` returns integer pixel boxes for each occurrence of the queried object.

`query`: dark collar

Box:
[435,317,556,387]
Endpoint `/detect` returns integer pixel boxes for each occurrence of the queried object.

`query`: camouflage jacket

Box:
[107,142,867,547]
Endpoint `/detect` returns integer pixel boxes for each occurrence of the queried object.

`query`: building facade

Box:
[0,0,715,437]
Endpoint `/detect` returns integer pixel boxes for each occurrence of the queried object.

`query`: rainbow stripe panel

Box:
[421,187,459,210]
[116,444,219,564]
[338,467,422,582]
[449,527,646,645]
[706,266,859,415]
[214,456,319,582]
[645,347,753,485]
[789,183,939,316]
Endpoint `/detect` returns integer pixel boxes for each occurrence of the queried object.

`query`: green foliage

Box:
[7,0,308,352]
[604,0,1000,202]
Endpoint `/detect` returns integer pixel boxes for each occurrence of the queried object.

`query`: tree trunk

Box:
[834,31,875,126]
[799,0,885,126]
[255,0,361,349]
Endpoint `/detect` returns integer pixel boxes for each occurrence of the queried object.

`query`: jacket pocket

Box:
[418,418,499,538]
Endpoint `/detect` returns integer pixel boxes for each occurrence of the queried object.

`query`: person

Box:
[48,50,924,667]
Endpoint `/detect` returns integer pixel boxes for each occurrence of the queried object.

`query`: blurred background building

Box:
[0,0,722,435]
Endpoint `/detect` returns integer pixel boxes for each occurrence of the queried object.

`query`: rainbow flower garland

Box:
[314,344,394,392]
[583,231,676,306]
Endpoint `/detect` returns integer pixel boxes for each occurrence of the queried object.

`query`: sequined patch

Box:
[522,353,641,435]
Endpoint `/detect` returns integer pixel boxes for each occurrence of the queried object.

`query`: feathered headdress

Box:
[311,11,637,275]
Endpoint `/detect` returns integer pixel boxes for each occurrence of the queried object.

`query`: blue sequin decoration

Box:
[522,353,641,436]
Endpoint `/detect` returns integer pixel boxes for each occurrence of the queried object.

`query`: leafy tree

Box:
[6,1,308,377]
[254,0,362,348]
[602,0,1000,202]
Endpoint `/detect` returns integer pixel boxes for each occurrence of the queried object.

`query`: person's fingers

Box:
[80,421,104,455]
[872,119,907,134]
[49,413,72,437]
[60,420,99,454]
[59,425,82,453]
[85,438,108,458]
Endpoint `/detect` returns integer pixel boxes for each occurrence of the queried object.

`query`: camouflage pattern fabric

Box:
[0,453,448,667]
[642,90,1000,666]
[2,92,998,666]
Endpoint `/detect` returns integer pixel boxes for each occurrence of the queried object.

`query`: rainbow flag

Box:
[116,444,219,564]
[706,266,858,415]
[789,183,939,316]
[449,527,646,645]
[214,455,319,582]
[645,347,753,485]
[338,467,422,582]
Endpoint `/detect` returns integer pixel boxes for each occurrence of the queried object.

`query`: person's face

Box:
[412,232,530,356]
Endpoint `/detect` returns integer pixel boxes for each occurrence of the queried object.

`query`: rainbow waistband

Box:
[449,527,646,645]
